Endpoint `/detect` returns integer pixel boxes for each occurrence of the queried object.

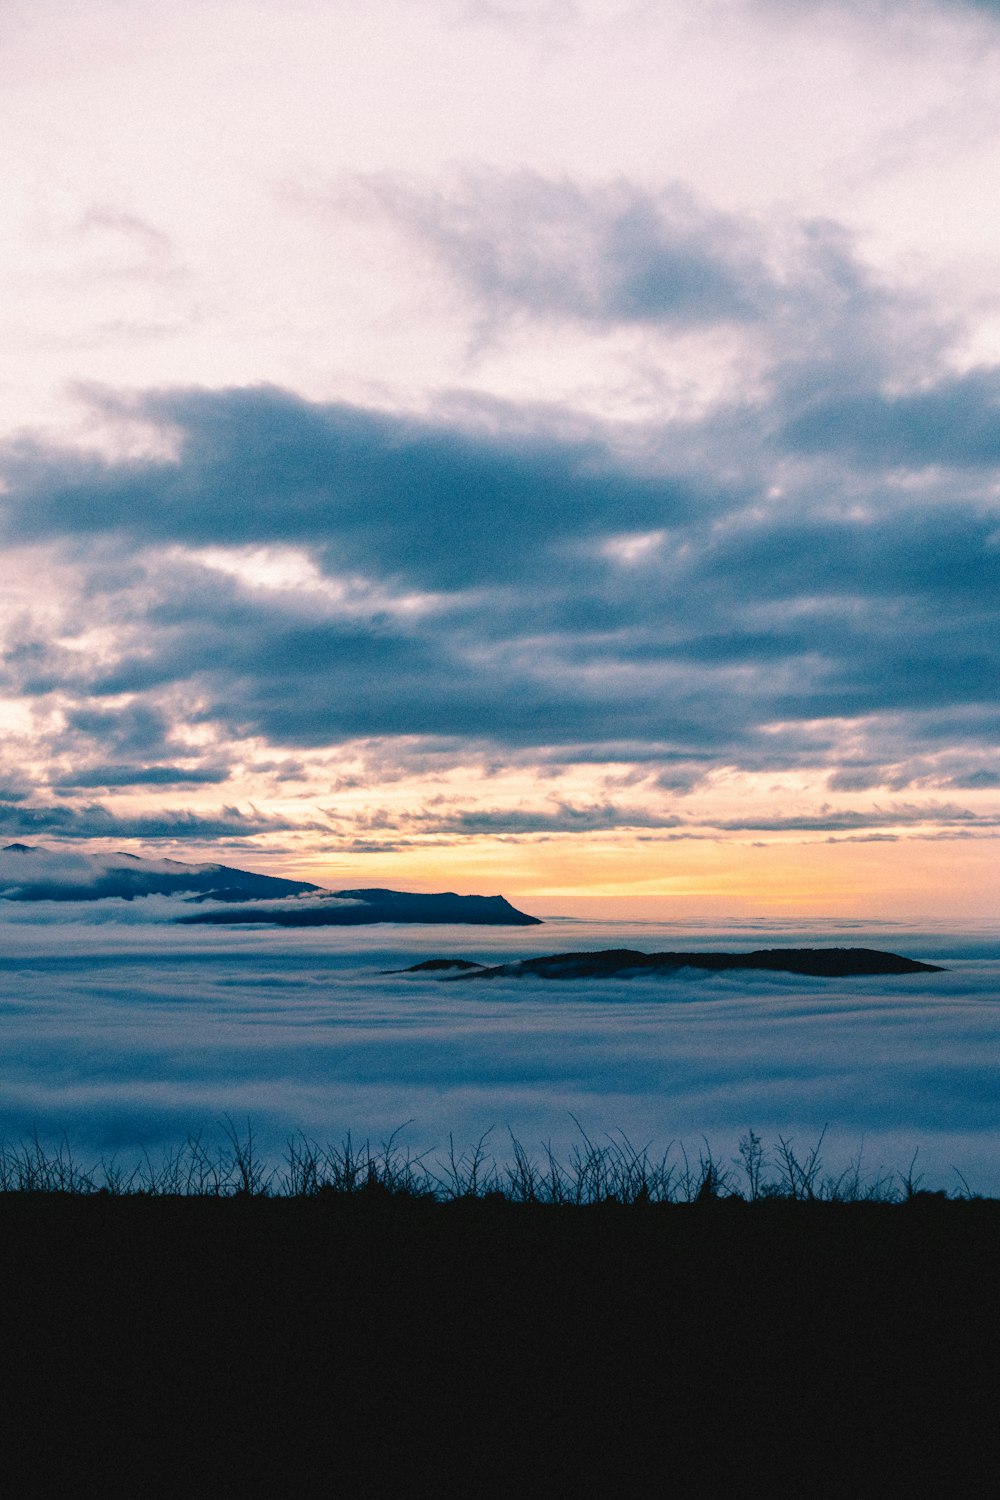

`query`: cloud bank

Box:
[0,917,995,1193]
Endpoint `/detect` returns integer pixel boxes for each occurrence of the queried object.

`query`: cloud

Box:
[0,916,996,1192]
[0,801,309,842]
[334,169,919,404]
[945,769,1000,789]
[0,383,704,590]
[781,368,1000,470]
[74,205,178,284]
[53,765,231,789]
[343,169,772,330]
[366,797,997,839]
[64,703,177,756]
[402,801,686,835]
[0,372,998,806]
[710,803,993,832]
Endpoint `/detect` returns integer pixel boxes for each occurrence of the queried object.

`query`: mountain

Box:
[396,947,943,979]
[0,843,321,903]
[0,844,542,925]
[178,889,542,926]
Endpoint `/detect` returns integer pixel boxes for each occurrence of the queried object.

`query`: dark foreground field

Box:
[2,1188,998,1499]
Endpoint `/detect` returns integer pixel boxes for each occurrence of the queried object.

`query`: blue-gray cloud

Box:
[0,378,997,791]
[346,170,771,329]
[364,799,994,837]
[781,368,1000,469]
[385,802,687,835]
[64,703,176,756]
[0,385,704,591]
[945,769,1000,788]
[0,801,306,841]
[53,765,231,789]
[710,804,991,832]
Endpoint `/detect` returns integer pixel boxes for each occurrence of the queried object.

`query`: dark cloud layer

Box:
[782,369,1000,469]
[364,798,995,839]
[53,765,230,789]
[1,386,703,590]
[1,172,999,842]
[1,377,998,790]
[0,802,303,841]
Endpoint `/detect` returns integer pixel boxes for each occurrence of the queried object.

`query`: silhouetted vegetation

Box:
[0,1120,979,1202]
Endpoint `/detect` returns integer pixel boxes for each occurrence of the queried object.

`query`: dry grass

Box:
[0,1120,977,1202]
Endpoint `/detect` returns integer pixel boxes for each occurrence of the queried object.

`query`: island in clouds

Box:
[395,949,943,980]
[0,842,542,926]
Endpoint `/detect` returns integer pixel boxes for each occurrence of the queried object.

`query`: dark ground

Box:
[1,1193,997,1498]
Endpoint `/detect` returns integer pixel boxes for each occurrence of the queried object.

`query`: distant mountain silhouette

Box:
[0,845,542,925]
[0,843,320,903]
[390,958,489,972]
[180,890,542,926]
[397,947,943,979]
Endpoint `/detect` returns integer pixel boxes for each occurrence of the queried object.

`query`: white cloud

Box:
[1,0,999,439]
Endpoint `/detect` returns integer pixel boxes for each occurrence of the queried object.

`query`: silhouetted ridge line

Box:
[180,890,542,926]
[396,947,943,979]
[0,843,321,903]
[0,846,542,923]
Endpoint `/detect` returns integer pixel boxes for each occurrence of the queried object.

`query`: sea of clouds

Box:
[1,908,997,1194]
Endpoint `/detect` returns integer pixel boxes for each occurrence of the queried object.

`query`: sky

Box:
[2,0,1000,918]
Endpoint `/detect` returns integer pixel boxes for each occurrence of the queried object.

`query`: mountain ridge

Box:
[178,889,542,927]
[0,844,542,926]
[0,842,321,903]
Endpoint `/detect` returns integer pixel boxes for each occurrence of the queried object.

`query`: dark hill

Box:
[397,946,942,979]
[179,890,542,926]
